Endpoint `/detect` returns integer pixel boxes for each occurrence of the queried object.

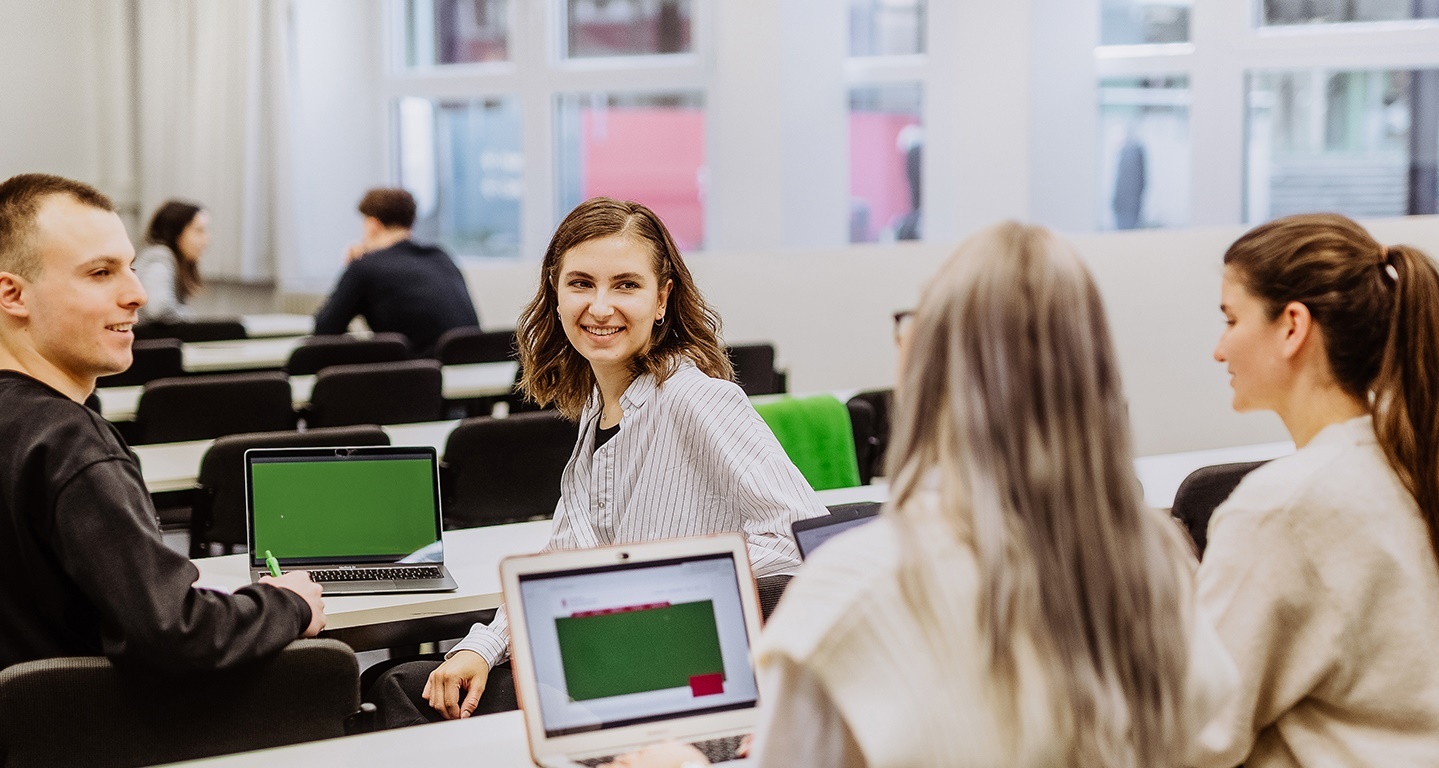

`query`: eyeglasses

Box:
[892,309,915,345]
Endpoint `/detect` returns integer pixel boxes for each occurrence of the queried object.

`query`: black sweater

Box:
[312,239,480,356]
[0,371,310,671]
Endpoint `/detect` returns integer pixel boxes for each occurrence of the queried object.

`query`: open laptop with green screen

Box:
[245,446,457,595]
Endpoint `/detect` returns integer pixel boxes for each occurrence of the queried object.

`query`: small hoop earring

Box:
[655,315,665,326]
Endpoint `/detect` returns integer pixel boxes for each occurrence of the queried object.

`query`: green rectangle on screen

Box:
[251,458,437,559]
[556,600,726,702]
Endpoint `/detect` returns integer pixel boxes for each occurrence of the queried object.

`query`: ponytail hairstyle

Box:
[144,200,204,301]
[515,197,732,419]
[1224,213,1439,561]
[886,221,1192,766]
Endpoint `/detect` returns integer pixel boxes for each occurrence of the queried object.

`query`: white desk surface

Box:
[195,521,553,632]
[239,314,314,339]
[182,337,305,373]
[100,361,519,423]
[137,420,464,494]
[164,710,532,767]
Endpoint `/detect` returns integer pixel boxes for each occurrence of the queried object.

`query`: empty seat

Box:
[0,639,371,768]
[189,425,391,557]
[847,389,892,480]
[133,318,247,343]
[284,333,411,376]
[441,411,580,528]
[131,372,295,445]
[753,394,862,491]
[1171,460,1268,558]
[436,327,516,365]
[845,396,880,485]
[304,359,444,428]
[727,343,785,396]
[97,338,184,388]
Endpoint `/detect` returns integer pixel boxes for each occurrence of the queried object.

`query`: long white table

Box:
[163,710,533,767]
[99,360,519,423]
[182,336,306,373]
[239,313,314,339]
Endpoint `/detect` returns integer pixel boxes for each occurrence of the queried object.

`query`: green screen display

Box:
[250,457,439,560]
[555,600,726,702]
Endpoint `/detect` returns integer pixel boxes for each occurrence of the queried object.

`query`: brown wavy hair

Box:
[516,198,732,419]
[145,200,205,301]
[1224,213,1439,561]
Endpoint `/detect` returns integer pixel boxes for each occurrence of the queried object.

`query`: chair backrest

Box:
[756,573,793,623]
[305,359,444,428]
[436,327,516,365]
[97,338,184,388]
[847,389,892,480]
[190,425,391,556]
[133,319,247,343]
[753,394,862,491]
[1171,460,1268,558]
[845,397,879,485]
[284,333,411,376]
[441,411,580,528]
[0,639,362,768]
[727,343,784,396]
[132,372,295,445]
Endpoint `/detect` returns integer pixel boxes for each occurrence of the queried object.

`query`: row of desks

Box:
[98,361,520,423]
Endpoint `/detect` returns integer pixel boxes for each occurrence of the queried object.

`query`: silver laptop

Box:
[502,535,763,767]
[791,501,882,559]
[245,446,458,595]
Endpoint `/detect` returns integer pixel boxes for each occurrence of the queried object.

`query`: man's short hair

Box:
[0,174,115,279]
[358,188,417,230]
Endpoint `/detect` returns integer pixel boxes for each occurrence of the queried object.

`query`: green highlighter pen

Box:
[264,550,282,578]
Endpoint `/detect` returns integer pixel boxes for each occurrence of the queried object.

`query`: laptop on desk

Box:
[245,445,458,595]
[791,501,882,559]
[503,535,762,767]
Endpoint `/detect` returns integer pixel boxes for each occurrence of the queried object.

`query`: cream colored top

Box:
[1193,416,1439,768]
[751,491,1236,768]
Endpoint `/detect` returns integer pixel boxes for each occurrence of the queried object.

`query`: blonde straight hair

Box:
[887,222,1191,766]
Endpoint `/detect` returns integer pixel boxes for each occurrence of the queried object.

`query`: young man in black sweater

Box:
[0,173,326,671]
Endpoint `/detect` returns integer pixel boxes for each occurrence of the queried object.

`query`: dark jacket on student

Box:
[0,371,311,671]
[312,240,479,356]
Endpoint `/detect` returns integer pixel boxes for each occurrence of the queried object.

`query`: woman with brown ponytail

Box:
[1197,213,1439,766]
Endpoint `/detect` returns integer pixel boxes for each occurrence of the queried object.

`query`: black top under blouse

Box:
[593,422,620,450]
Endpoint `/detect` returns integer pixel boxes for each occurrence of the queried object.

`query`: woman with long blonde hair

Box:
[620,221,1234,767]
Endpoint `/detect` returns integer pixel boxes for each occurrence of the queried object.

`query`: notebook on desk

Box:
[245,445,458,595]
[503,535,762,767]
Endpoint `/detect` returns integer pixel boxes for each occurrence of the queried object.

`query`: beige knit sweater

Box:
[1193,416,1439,767]
[752,490,1235,767]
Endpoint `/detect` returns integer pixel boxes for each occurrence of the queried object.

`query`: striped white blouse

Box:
[450,359,828,666]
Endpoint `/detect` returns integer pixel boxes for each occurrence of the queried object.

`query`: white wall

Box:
[465,214,1439,457]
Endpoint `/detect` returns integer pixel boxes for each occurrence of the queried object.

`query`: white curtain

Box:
[136,0,296,282]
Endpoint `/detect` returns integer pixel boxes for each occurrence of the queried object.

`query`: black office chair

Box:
[133,318,247,343]
[131,372,296,445]
[441,411,579,528]
[304,359,444,428]
[847,389,892,480]
[1171,460,1268,558]
[436,327,515,365]
[189,425,391,557]
[727,343,786,396]
[756,573,793,623]
[96,338,184,388]
[0,639,373,768]
[284,333,411,376]
[845,397,880,485]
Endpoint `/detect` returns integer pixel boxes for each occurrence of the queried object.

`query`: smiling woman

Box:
[368,197,828,729]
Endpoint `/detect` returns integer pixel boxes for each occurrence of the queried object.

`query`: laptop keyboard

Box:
[576,735,745,766]
[308,566,443,583]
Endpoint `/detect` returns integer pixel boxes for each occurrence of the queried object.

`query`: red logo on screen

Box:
[689,673,724,697]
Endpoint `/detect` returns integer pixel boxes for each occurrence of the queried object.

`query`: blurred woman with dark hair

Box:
[135,200,208,325]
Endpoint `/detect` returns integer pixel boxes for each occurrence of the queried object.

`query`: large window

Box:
[847,2,926,243]
[1246,68,1439,221]
[1098,76,1190,230]
[1101,0,1191,46]
[1262,0,1439,26]
[849,0,926,57]
[406,0,509,66]
[565,0,692,58]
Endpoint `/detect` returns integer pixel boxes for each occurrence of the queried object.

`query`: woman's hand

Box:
[609,741,709,768]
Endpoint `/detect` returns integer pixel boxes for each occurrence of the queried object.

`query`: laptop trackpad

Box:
[323,581,398,594]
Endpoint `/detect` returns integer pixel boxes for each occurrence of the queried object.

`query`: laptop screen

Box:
[793,502,881,559]
[517,553,760,737]
[247,447,444,567]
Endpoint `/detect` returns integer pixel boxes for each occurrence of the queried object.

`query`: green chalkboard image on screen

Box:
[556,600,726,702]
[251,457,437,559]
